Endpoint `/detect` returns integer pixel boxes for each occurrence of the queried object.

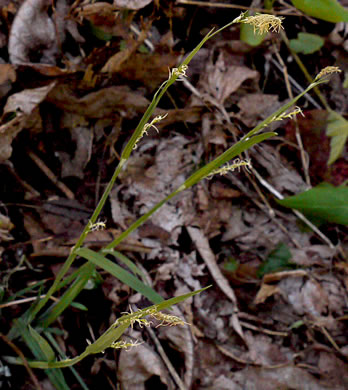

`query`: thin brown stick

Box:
[28,151,75,200]
[0,295,58,309]
[239,320,288,337]
[0,333,43,390]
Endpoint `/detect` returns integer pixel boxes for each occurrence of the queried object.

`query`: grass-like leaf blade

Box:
[76,248,164,304]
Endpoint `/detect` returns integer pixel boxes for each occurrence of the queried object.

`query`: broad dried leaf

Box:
[237,93,279,127]
[118,135,195,243]
[8,0,74,64]
[58,127,93,179]
[204,50,259,104]
[4,82,55,115]
[118,339,171,390]
[0,83,55,161]
[0,213,14,242]
[0,64,16,99]
[254,283,279,304]
[47,84,150,119]
[279,276,329,316]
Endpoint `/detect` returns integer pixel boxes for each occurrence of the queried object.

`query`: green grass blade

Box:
[45,332,90,390]
[6,286,211,369]
[29,325,55,362]
[76,248,164,304]
[104,249,146,279]
[38,262,96,328]
[14,318,69,388]
[241,78,327,140]
[183,132,276,189]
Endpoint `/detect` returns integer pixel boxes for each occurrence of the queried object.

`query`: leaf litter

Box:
[0,1,347,389]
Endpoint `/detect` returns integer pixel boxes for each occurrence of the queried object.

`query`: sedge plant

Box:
[2,12,339,386]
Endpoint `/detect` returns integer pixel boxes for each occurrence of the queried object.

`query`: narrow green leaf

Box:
[291,0,348,23]
[104,249,145,278]
[326,111,348,165]
[79,286,211,356]
[6,286,210,369]
[277,183,348,226]
[45,332,90,390]
[183,132,276,189]
[29,326,55,362]
[70,302,88,311]
[38,262,96,327]
[289,32,324,54]
[76,248,164,304]
[15,319,69,388]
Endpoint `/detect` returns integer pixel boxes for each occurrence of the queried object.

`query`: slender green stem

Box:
[26,12,282,325]
[104,188,182,250]
[30,159,126,320]
[280,30,330,111]
[104,132,275,251]
[45,333,90,390]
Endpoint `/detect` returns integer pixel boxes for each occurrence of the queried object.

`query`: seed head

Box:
[241,13,284,35]
[315,66,341,81]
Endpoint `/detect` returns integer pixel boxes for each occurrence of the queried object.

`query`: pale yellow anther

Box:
[207,158,252,179]
[241,13,284,35]
[315,66,341,81]
[133,113,168,150]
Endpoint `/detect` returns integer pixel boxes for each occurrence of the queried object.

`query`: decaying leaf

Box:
[58,127,93,179]
[117,135,195,243]
[254,283,279,304]
[187,225,244,340]
[0,82,55,161]
[9,0,84,64]
[0,213,14,242]
[118,334,171,390]
[0,63,16,99]
[203,50,259,104]
[9,0,57,64]
[251,144,307,194]
[236,93,280,127]
[47,84,151,119]
[207,365,344,390]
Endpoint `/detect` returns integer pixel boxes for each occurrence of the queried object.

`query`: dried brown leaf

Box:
[187,226,244,340]
[47,84,150,119]
[236,93,280,127]
[279,277,329,317]
[204,51,259,104]
[118,340,170,390]
[58,127,93,179]
[8,0,70,64]
[0,213,14,242]
[0,64,16,99]
[254,283,279,304]
[208,365,344,390]
[0,83,55,161]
